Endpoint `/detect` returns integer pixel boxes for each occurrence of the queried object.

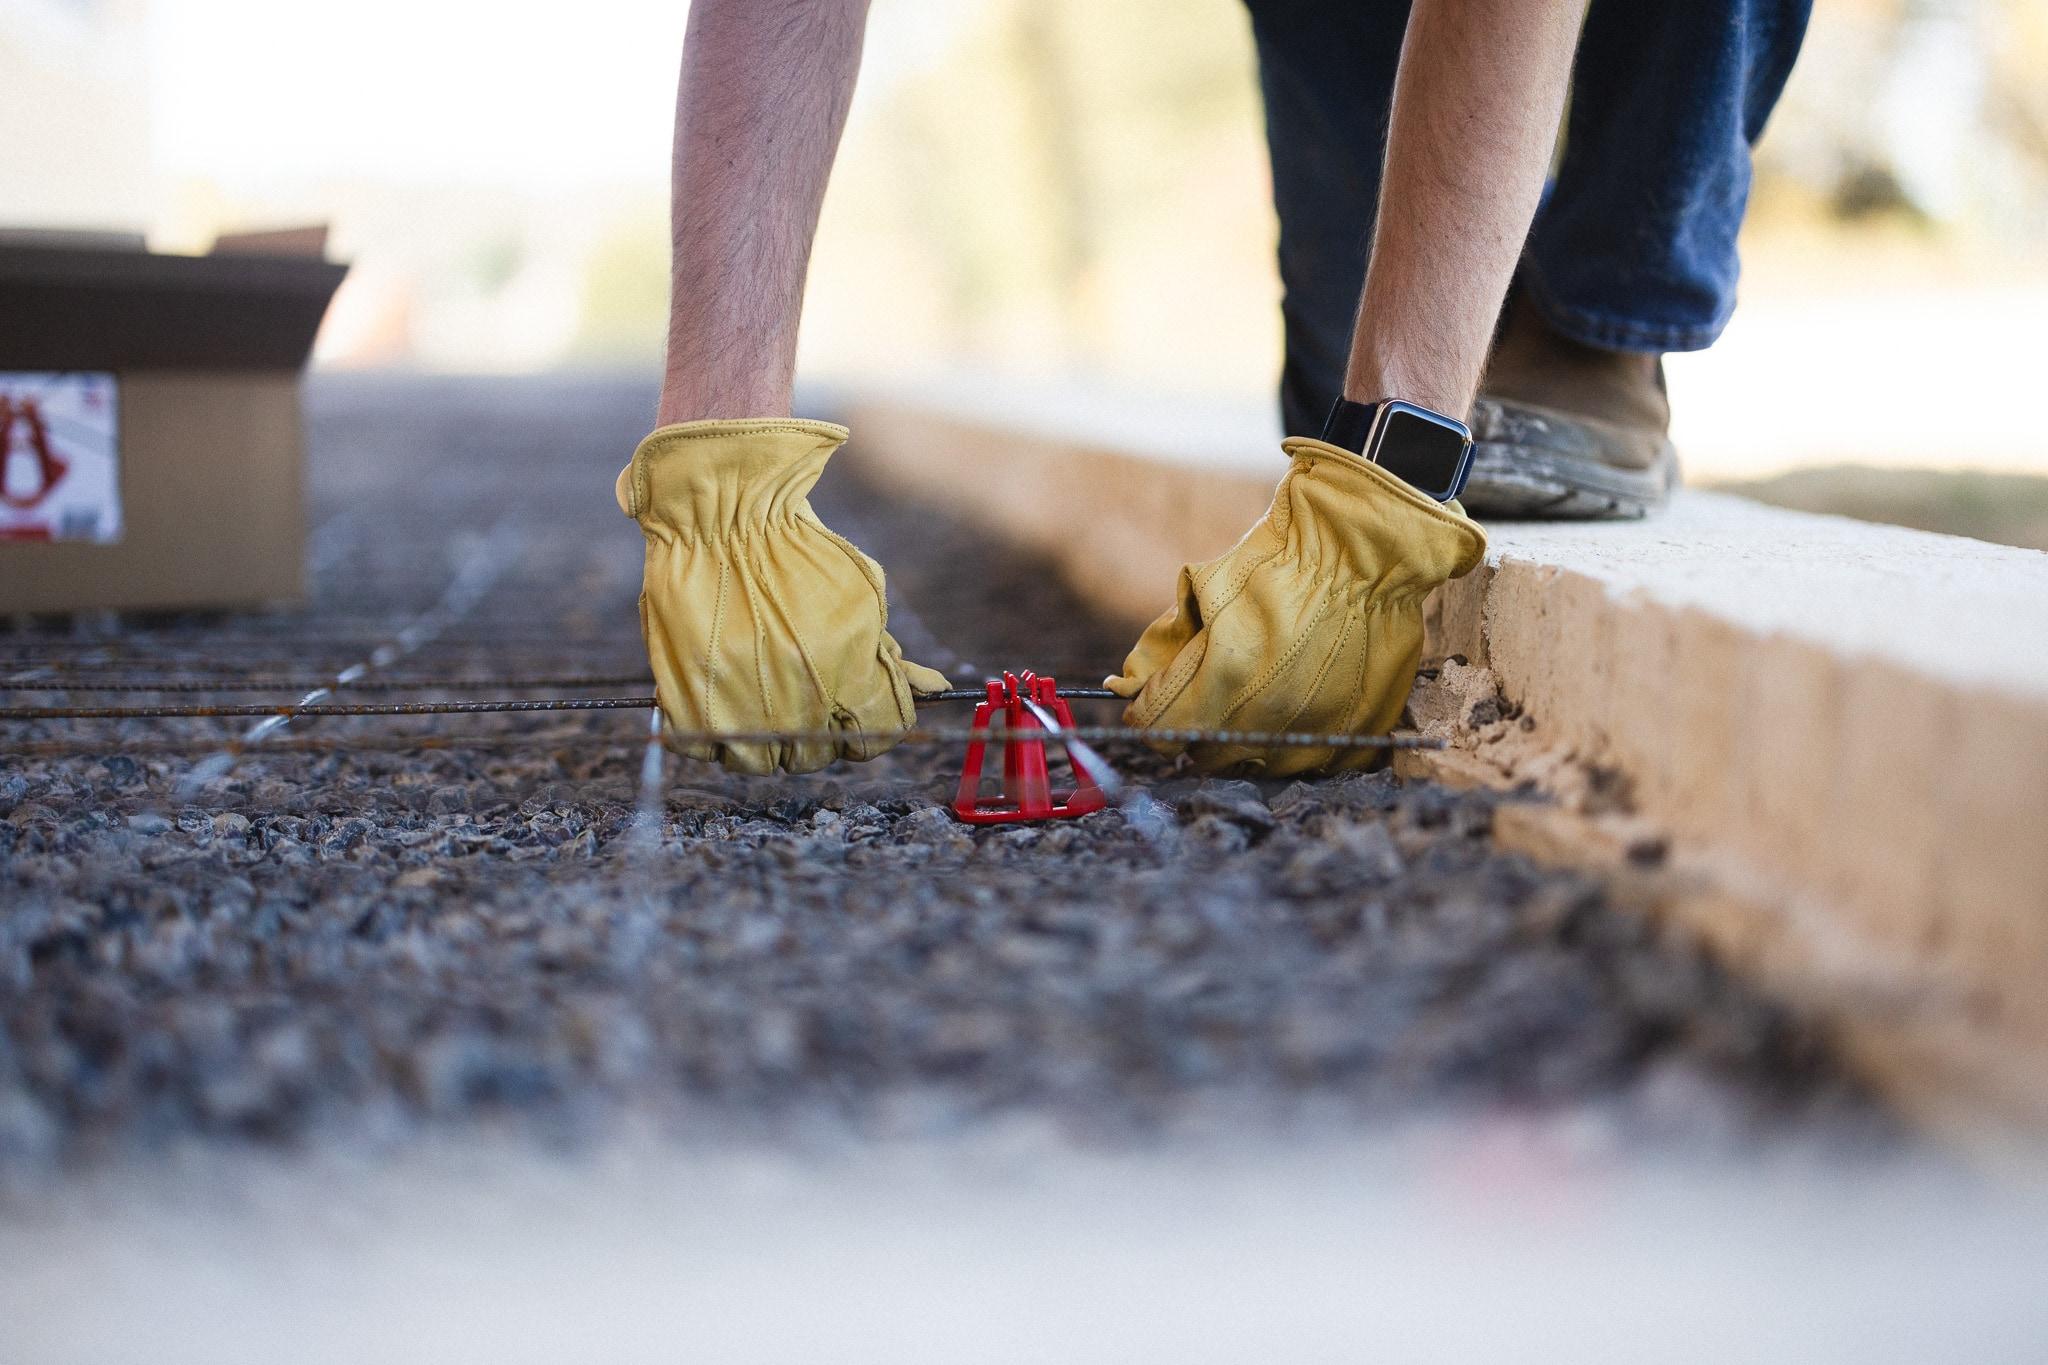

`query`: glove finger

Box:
[1105,627,1179,699]
[1122,619,1220,732]
[897,650,950,699]
[775,738,842,775]
[1182,592,1418,777]
[1166,673,1342,776]
[834,722,910,767]
[1105,612,1182,698]
[675,729,883,777]
[1107,565,1205,701]
[1115,637,1206,759]
[1131,592,1352,776]
[661,731,777,776]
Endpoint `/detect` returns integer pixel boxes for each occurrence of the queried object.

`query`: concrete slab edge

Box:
[844,392,2048,1163]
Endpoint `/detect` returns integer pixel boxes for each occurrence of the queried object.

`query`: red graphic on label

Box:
[0,397,69,510]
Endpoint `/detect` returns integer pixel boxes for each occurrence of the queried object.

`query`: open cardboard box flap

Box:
[0,228,346,372]
[0,228,348,613]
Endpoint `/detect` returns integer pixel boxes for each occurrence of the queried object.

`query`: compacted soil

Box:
[0,375,1880,1175]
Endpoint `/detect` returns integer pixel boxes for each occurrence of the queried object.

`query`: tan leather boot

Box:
[1465,297,1679,518]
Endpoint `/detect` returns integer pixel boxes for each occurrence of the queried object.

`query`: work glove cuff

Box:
[615,418,853,538]
[1276,436,1488,595]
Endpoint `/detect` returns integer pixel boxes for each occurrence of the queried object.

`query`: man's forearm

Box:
[1342,0,1588,420]
[658,0,870,425]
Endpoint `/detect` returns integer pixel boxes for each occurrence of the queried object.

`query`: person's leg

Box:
[1465,0,1814,518]
[1243,0,1410,440]
[1530,0,1811,352]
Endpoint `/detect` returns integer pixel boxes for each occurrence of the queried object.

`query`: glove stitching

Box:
[1213,491,1292,607]
[1218,580,1341,726]
[1120,442,1478,771]
[833,701,871,763]
[1275,603,1353,748]
[750,541,841,752]
[641,419,849,445]
[1207,604,1352,778]
[1109,563,1195,711]
[747,549,776,734]
[1135,496,1296,726]
[1132,560,1220,727]
[706,556,731,734]
[805,515,917,732]
[1356,582,1429,611]
[806,516,890,599]
[630,421,849,496]
[1130,625,1207,729]
[1190,477,1330,724]
[1176,471,1291,623]
[1282,437,1489,551]
[642,512,815,550]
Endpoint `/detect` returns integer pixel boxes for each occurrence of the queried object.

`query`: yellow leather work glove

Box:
[1107,436,1487,776]
[616,418,947,774]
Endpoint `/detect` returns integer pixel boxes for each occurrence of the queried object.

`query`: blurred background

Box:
[8,0,2048,544]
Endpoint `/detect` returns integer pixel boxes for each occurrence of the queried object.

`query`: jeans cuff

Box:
[1519,266,1731,354]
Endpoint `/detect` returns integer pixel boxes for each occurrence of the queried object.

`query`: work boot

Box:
[1463,297,1678,518]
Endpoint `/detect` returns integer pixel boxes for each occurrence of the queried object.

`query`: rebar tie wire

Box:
[0,690,1440,755]
[0,674,656,695]
[0,698,660,719]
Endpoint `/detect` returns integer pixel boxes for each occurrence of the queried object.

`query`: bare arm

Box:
[657,0,871,425]
[1342,0,1589,420]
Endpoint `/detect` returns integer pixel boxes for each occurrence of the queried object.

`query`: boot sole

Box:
[1462,399,1678,521]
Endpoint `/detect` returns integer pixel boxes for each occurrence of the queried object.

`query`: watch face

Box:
[1370,402,1472,501]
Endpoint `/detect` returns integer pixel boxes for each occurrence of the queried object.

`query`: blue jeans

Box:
[1247,0,1812,436]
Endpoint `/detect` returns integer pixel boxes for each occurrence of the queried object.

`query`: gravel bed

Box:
[0,375,1883,1176]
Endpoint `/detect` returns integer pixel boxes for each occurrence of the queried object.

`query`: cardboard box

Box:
[0,231,346,614]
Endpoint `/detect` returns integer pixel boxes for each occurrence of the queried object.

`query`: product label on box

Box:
[0,372,122,544]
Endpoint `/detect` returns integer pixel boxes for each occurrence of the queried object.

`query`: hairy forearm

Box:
[1342,0,1588,420]
[658,0,870,425]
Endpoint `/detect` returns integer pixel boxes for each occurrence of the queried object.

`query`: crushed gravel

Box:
[0,375,1884,1177]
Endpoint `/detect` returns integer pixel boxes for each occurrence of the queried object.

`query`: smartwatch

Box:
[1319,397,1474,503]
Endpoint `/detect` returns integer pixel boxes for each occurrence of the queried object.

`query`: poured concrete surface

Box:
[1424,502,2048,1156]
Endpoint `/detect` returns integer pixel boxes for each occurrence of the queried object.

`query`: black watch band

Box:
[1319,397,1381,455]
[1315,395,1475,503]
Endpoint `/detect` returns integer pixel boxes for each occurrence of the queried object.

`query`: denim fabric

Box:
[1245,0,1812,437]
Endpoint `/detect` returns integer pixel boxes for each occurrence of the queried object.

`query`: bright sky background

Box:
[144,0,979,188]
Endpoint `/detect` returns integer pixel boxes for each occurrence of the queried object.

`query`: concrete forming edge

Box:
[844,389,2048,1160]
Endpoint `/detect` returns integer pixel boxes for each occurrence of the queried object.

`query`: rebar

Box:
[0,674,656,694]
[0,698,658,720]
[1,722,1440,760]
[0,687,1119,720]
